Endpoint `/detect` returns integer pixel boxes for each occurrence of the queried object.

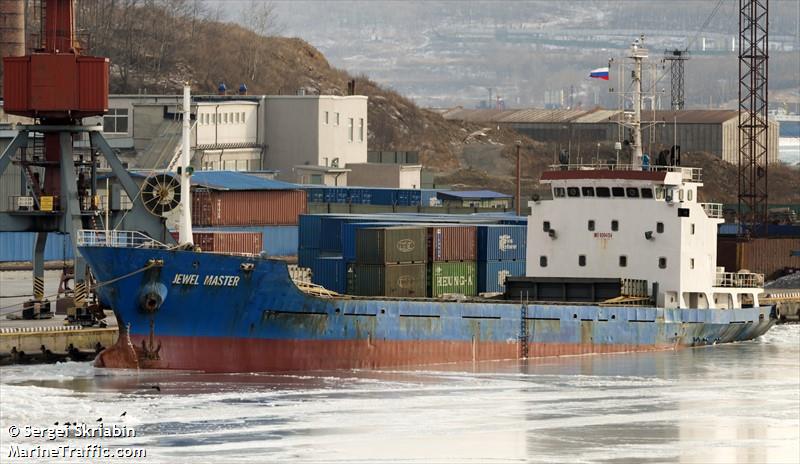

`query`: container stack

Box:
[296,213,528,295]
[477,225,527,294]
[171,231,263,254]
[427,226,477,297]
[188,173,307,257]
[350,227,428,297]
[304,186,440,207]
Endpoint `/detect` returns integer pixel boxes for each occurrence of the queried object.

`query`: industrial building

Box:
[264,95,368,182]
[442,108,780,164]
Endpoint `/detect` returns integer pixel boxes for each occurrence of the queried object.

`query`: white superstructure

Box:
[526,164,763,309]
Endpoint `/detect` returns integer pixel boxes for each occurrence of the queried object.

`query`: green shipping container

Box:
[428,261,477,297]
[351,263,427,297]
[356,227,428,264]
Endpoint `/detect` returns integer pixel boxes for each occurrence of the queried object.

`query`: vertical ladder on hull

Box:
[519,298,529,359]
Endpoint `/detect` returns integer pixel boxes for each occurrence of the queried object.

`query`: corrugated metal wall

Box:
[192,190,307,226]
[191,225,298,256]
[718,237,800,279]
[0,232,75,262]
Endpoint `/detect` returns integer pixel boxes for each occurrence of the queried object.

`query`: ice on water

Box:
[1,325,798,463]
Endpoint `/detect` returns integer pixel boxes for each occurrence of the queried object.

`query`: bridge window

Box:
[596,187,611,198]
[611,220,619,231]
[659,257,667,269]
[657,222,664,233]
[578,255,586,267]
[543,221,551,232]
[626,187,639,198]
[691,223,695,235]
[641,188,654,199]
[567,187,580,197]
[588,220,595,231]
[581,187,595,197]
[678,189,684,201]
[612,187,625,198]
[540,256,548,267]
[687,189,693,201]
[655,186,665,200]
[554,187,566,198]
[619,255,627,267]
[690,258,695,269]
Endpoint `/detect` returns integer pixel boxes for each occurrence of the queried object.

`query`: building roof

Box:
[498,108,589,124]
[116,170,299,191]
[440,108,517,122]
[642,110,739,124]
[437,190,512,200]
[191,171,299,190]
[440,107,746,125]
[572,110,622,124]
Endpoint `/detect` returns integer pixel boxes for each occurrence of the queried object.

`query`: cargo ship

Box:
[77,41,775,373]
[78,158,775,372]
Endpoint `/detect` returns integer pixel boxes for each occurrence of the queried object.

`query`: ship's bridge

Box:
[540,164,708,210]
[526,163,762,310]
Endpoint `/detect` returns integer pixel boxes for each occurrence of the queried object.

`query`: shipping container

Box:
[428,261,477,297]
[192,232,262,254]
[356,227,428,264]
[298,215,323,248]
[0,232,75,262]
[319,216,362,252]
[477,260,527,293]
[477,225,527,261]
[428,225,477,262]
[192,189,307,226]
[350,263,427,297]
[313,256,347,293]
[717,237,800,279]
[298,248,319,268]
[260,226,298,256]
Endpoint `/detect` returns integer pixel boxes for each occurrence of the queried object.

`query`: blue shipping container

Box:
[299,215,324,248]
[312,256,347,293]
[477,225,527,261]
[0,232,75,262]
[193,225,298,256]
[298,248,320,268]
[477,260,526,293]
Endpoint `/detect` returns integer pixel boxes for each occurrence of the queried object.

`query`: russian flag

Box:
[589,67,610,80]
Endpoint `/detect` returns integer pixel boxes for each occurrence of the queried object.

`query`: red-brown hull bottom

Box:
[94,334,676,373]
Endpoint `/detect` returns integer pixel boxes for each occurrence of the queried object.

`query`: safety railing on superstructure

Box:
[76,229,168,249]
[713,271,764,288]
[548,164,702,182]
[700,202,723,218]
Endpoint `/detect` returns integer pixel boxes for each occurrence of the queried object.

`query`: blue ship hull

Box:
[79,245,776,373]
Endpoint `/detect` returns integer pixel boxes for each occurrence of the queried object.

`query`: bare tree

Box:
[240,1,281,80]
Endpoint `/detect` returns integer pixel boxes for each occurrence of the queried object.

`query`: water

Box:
[1,325,798,464]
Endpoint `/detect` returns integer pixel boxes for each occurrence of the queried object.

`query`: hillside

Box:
[71,2,799,203]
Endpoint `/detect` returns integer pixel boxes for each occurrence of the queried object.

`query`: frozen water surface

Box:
[1,325,798,463]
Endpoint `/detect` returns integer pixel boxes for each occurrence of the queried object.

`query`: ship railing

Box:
[713,271,764,288]
[76,229,168,249]
[700,202,723,218]
[548,164,702,182]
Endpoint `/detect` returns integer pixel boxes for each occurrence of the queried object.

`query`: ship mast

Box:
[629,36,648,168]
[178,83,194,244]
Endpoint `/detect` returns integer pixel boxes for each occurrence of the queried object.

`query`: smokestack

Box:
[0,0,26,88]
